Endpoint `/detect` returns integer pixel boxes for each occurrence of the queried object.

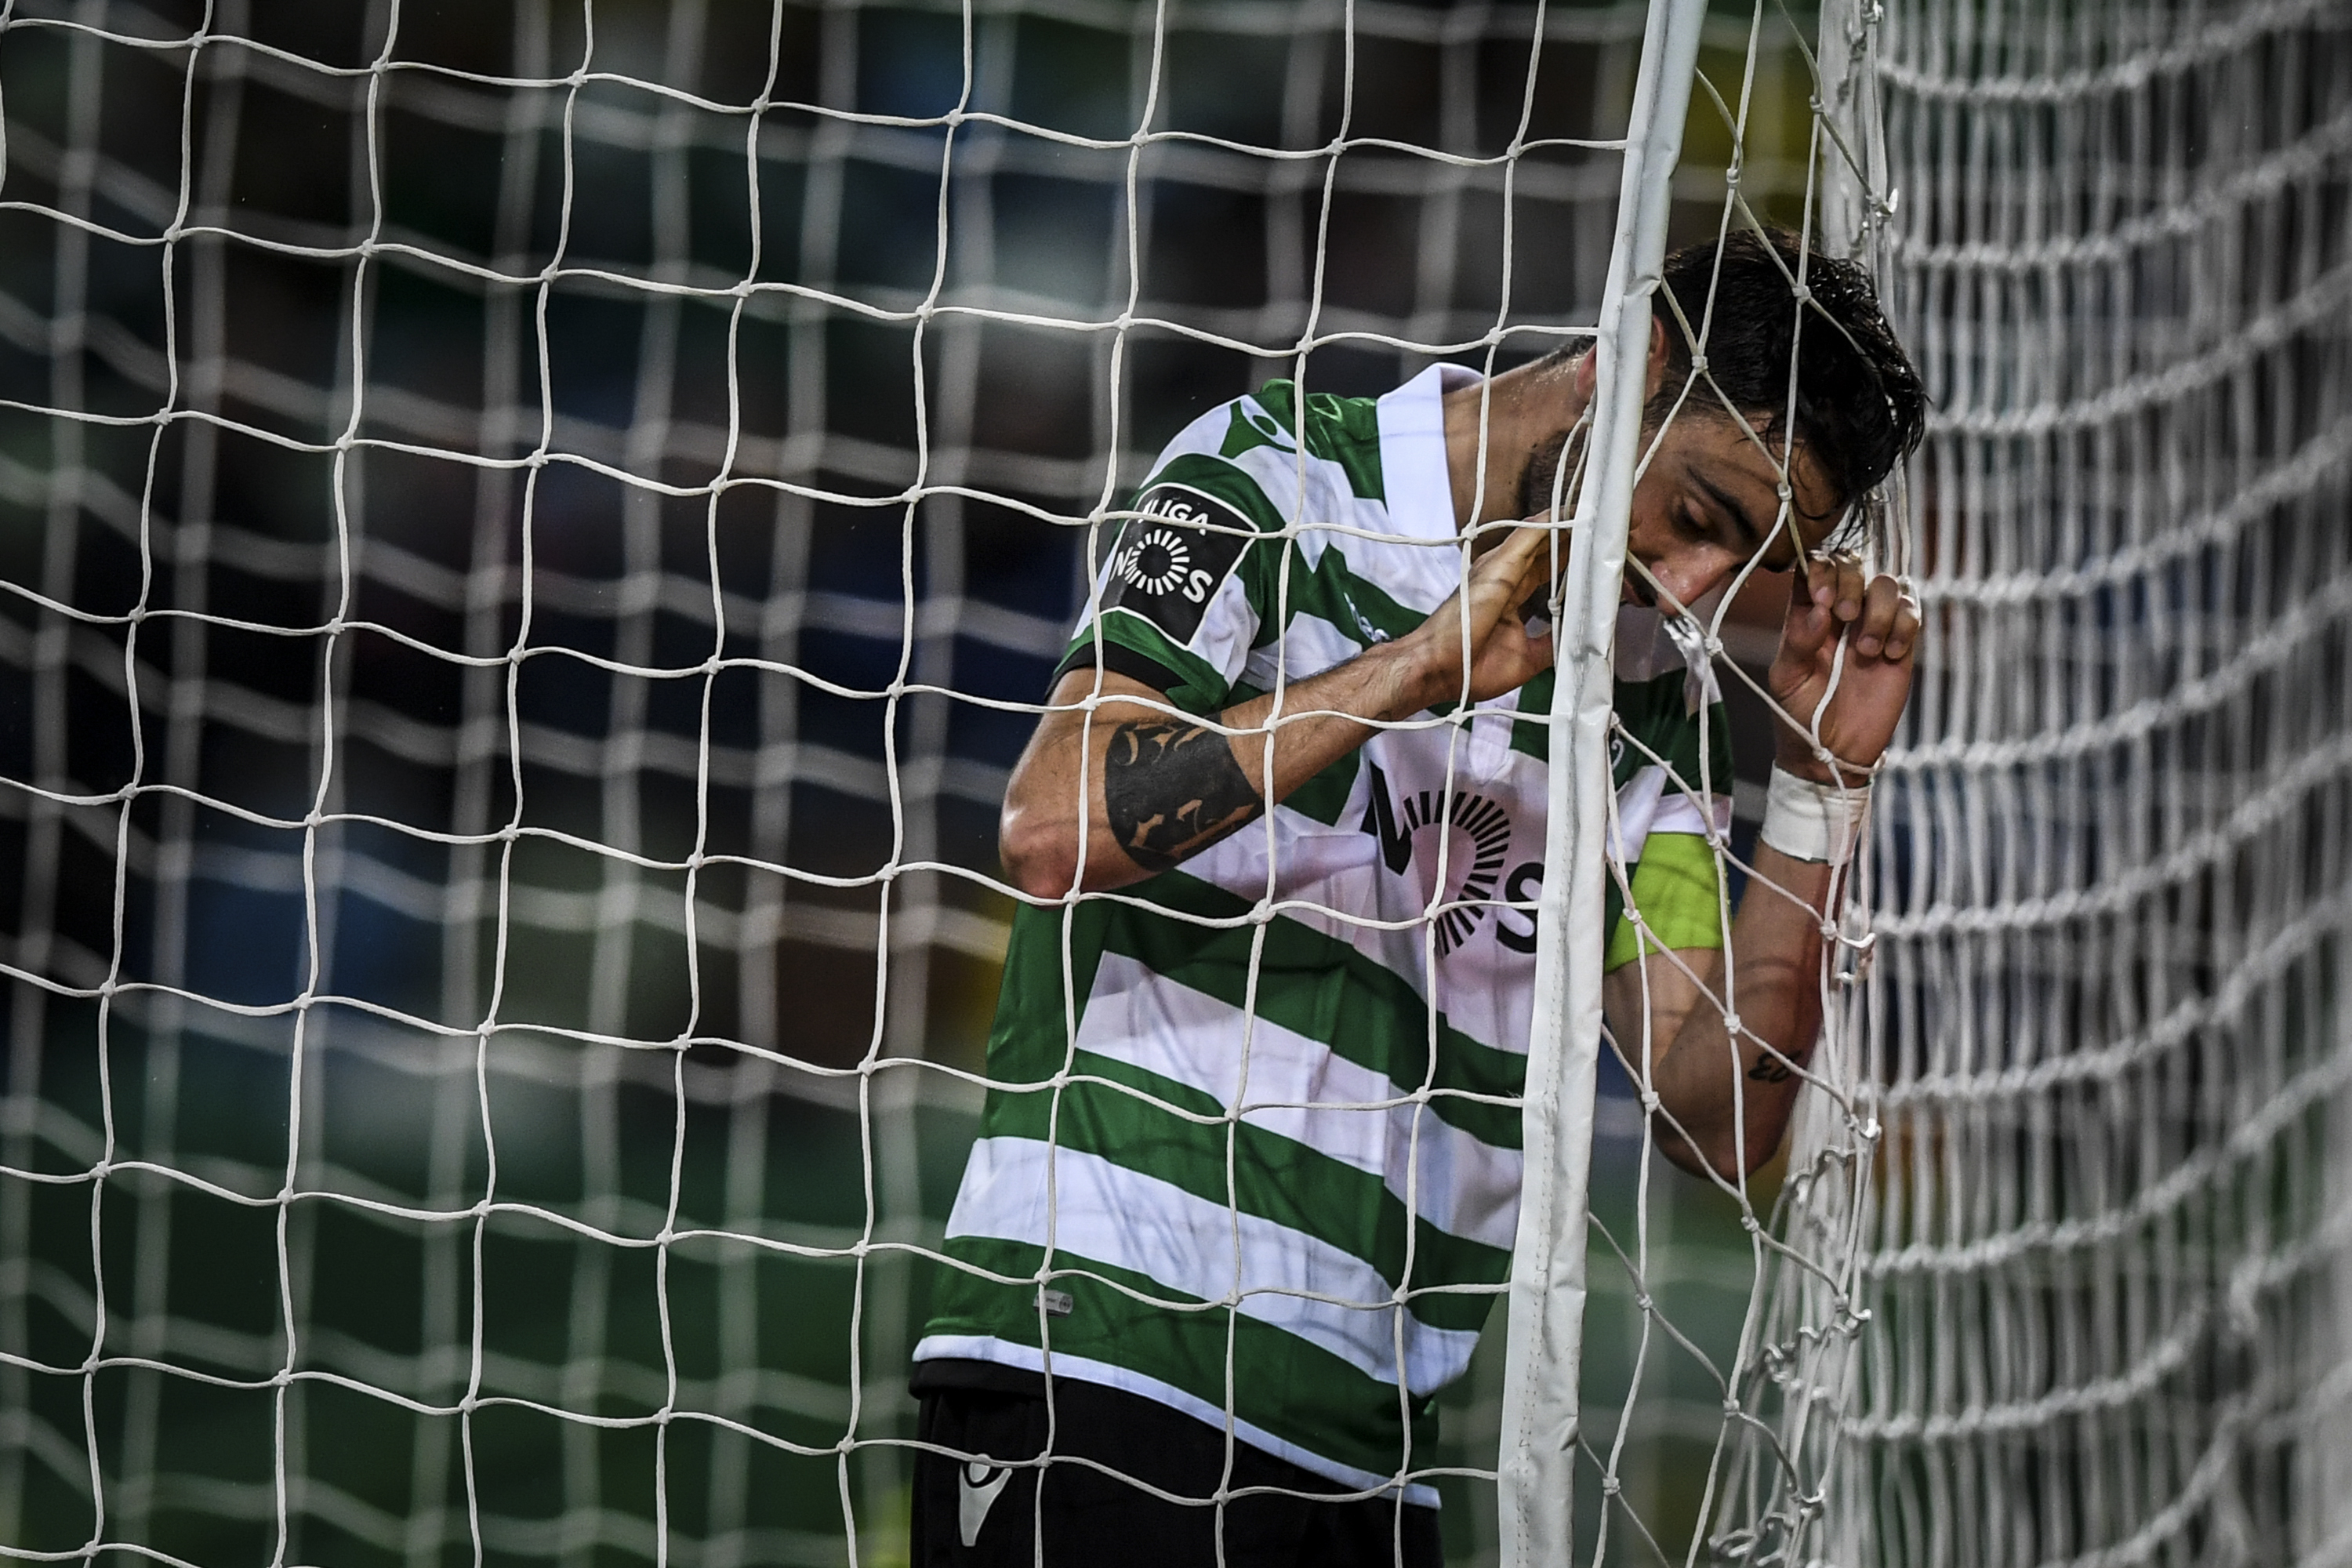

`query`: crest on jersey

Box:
[1102,485,1251,644]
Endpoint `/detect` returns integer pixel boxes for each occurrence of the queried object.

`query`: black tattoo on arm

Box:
[1103,720,1264,873]
[1746,1052,1796,1083]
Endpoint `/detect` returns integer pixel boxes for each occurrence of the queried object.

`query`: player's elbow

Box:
[1652,1113,1784,1185]
[998,799,1082,901]
[1723,1129,1787,1182]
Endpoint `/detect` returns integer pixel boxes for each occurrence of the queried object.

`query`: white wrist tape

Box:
[1760,765,1871,866]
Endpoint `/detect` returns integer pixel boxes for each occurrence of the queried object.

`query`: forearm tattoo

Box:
[1103,720,1264,873]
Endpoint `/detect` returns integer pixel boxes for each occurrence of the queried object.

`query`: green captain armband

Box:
[1604,833,1726,972]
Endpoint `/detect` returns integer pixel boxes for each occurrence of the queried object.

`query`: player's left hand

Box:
[1766,552,1919,785]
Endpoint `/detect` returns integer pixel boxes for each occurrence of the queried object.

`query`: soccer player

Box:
[908,227,1926,1566]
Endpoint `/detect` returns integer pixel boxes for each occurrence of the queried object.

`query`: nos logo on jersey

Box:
[1360,762,1518,957]
[1102,485,1251,644]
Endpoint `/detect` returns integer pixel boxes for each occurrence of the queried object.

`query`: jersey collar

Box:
[1374,362,1481,544]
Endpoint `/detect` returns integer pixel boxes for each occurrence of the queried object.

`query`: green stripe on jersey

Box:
[1243,381,1385,500]
[1254,539,1427,653]
[1117,873,1528,1145]
[984,887,1524,1151]
[982,1069,1507,1328]
[1613,668,1734,794]
[1060,615,1230,715]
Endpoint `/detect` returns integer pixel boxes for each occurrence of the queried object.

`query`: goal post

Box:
[1497,0,1708,1557]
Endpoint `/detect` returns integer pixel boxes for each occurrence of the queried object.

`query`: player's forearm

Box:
[1001,524,1555,898]
[999,642,1439,898]
[1647,844,1838,1181]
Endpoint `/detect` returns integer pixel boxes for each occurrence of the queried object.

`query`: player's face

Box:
[1621,408,1839,613]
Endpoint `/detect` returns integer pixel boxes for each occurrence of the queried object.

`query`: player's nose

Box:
[1649,548,1743,616]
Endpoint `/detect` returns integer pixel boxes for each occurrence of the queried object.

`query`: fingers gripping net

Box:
[0,2,1889,1566]
[1813,0,2352,1563]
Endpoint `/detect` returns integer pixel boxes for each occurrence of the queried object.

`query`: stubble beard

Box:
[1515,412,1664,608]
[1517,418,1591,523]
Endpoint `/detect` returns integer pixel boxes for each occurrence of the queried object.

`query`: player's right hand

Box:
[1402,522,1558,709]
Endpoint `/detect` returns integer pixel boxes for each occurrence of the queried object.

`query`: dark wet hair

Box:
[1653,226,1926,520]
[1540,226,1926,528]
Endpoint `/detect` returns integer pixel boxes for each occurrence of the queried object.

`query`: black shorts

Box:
[909,1366,1443,1568]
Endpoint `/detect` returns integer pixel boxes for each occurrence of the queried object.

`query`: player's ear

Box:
[1569,316,1671,401]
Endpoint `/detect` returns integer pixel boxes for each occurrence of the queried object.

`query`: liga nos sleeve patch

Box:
[1100,484,1254,646]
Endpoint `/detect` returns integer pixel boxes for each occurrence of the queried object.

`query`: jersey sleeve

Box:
[1054,422,1287,717]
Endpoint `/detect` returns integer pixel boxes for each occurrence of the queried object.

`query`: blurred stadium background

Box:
[0,2,1822,1565]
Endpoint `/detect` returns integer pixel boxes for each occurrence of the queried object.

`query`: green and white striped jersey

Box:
[915,366,1734,1502]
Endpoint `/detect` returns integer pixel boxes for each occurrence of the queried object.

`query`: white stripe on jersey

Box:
[1221,447,1464,612]
[944,1137,1483,1396]
[1075,953,1524,1251]
[1239,609,1367,692]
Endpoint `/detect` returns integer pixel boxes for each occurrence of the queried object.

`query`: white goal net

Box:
[1809,0,2352,1564]
[13,1,2328,1566]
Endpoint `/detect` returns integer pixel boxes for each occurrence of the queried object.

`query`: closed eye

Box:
[1693,474,1770,561]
